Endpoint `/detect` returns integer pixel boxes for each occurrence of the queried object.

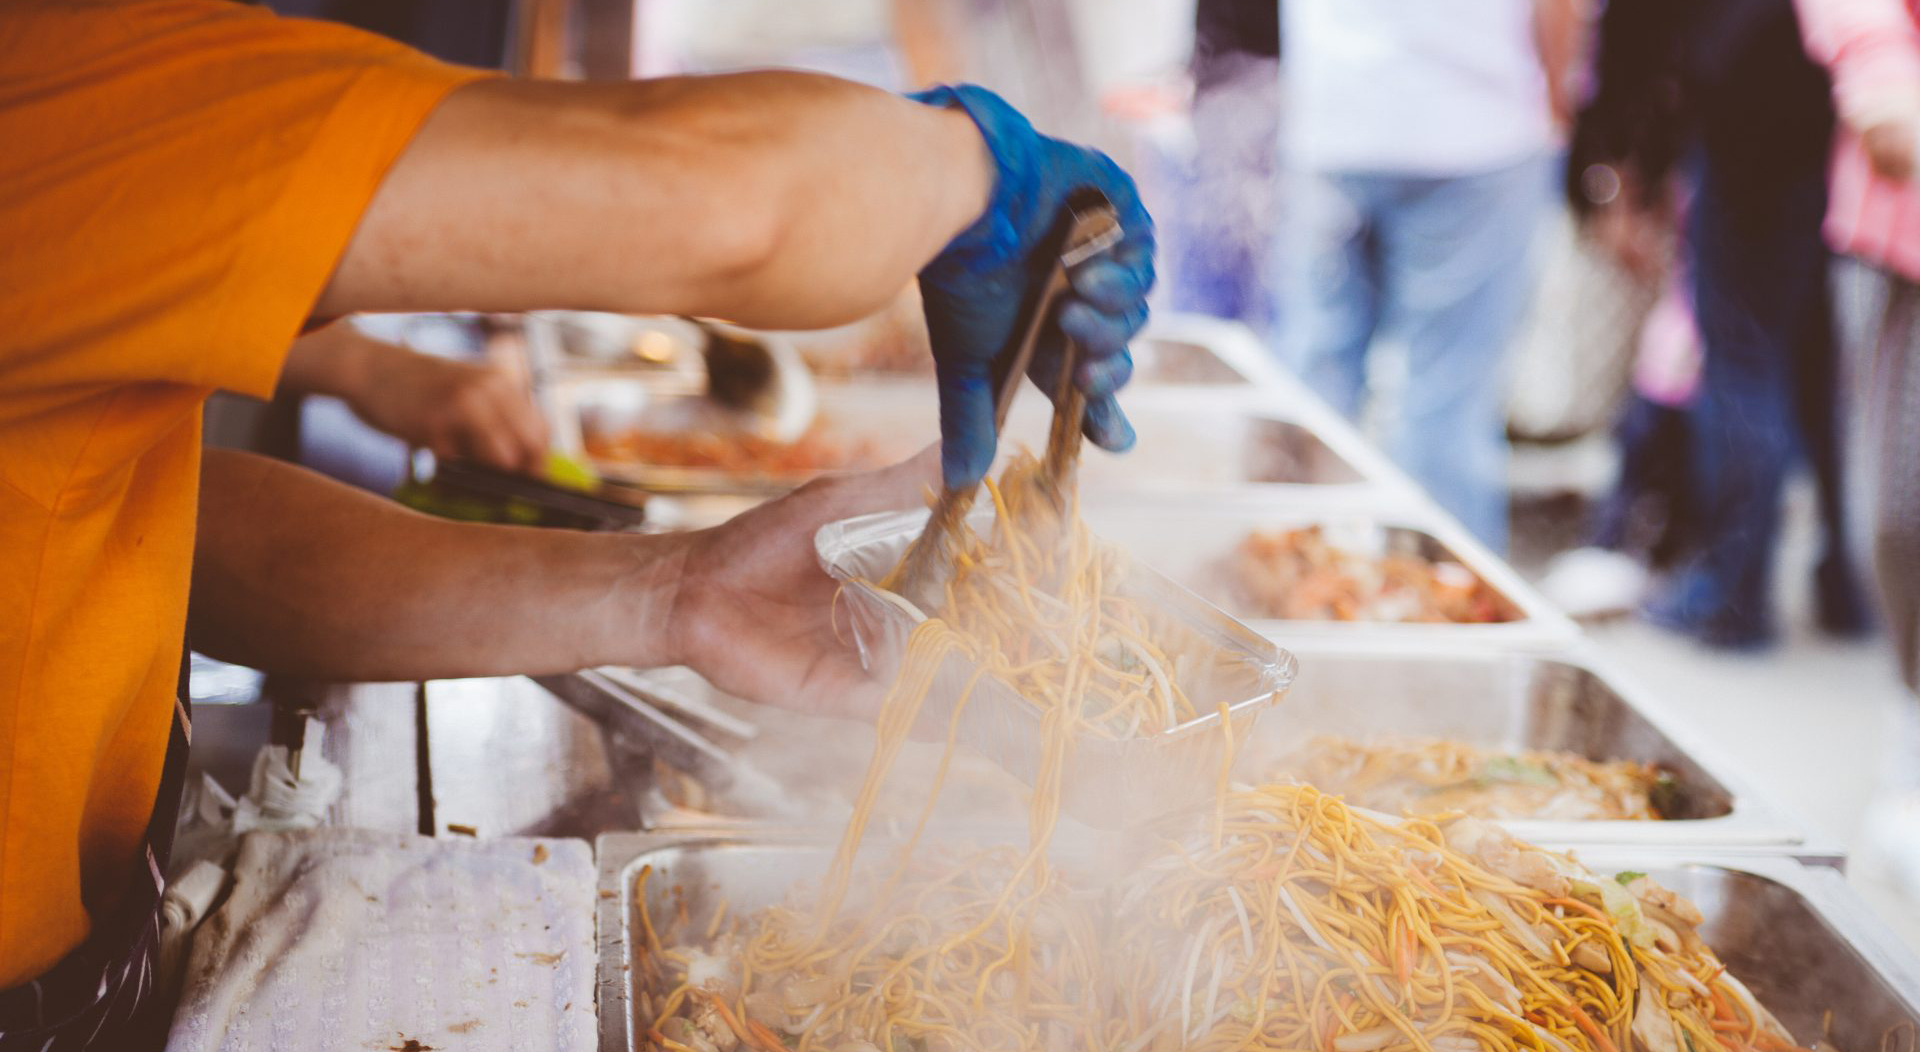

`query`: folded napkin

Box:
[166,828,595,1052]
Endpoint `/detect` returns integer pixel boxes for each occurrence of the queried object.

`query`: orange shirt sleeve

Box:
[0,0,496,445]
[0,0,494,987]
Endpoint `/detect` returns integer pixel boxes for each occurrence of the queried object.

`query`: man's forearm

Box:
[318,72,993,329]
[1534,0,1586,128]
[191,449,687,680]
[277,320,380,400]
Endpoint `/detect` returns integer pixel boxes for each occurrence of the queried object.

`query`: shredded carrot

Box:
[696,989,753,1049]
[1392,914,1414,985]
[1406,866,1446,899]
[1544,897,1609,923]
[1568,1003,1621,1052]
[747,1018,788,1052]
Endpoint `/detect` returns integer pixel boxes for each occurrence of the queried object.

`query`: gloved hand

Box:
[913,84,1156,488]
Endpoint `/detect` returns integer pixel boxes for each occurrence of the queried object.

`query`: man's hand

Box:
[667,448,939,720]
[282,321,549,474]
[347,349,548,474]
[193,448,934,701]
[1586,197,1670,282]
[912,85,1156,488]
[1862,113,1919,183]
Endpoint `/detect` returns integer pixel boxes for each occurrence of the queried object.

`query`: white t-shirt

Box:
[1282,0,1553,175]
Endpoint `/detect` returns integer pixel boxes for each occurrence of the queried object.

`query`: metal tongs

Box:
[533,669,804,821]
[892,191,1125,615]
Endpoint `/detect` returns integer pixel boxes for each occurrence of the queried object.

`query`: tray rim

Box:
[1260,635,1811,848]
[593,833,1920,1052]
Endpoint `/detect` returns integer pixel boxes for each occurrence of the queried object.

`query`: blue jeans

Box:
[1162,54,1282,334]
[1282,157,1549,551]
[1652,157,1854,645]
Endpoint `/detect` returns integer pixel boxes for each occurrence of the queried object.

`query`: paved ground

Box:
[1587,618,1920,951]
[1517,477,1920,955]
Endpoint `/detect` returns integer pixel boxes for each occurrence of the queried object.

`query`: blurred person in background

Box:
[278,320,551,476]
[1539,277,1706,617]
[1158,0,1282,334]
[1795,0,1920,893]
[1566,0,1869,649]
[1279,0,1580,551]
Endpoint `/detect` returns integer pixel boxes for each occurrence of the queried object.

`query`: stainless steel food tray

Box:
[1126,312,1293,389]
[1242,638,1813,850]
[1571,850,1920,1045]
[604,669,1041,834]
[595,834,1920,1052]
[605,643,1817,853]
[1078,492,1578,645]
[531,311,1287,389]
[548,377,1393,498]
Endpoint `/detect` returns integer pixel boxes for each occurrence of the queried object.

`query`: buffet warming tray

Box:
[603,643,1821,857]
[549,379,1388,498]
[533,311,1286,390]
[595,834,1920,1052]
[1124,312,1296,390]
[1078,493,1579,646]
[1243,639,1815,852]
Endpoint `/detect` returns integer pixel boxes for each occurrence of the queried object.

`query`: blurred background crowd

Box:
[248,0,1920,935]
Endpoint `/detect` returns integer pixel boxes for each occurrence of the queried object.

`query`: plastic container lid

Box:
[817,506,1297,829]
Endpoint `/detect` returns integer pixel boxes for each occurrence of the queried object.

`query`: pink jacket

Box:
[1796,0,1920,282]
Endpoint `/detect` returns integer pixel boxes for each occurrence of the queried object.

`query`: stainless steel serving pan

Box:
[1078,491,1579,646]
[590,647,1830,859]
[1245,638,1813,851]
[1572,850,1920,1046]
[1126,312,1293,389]
[532,311,1281,389]
[546,377,1391,498]
[595,834,1919,1052]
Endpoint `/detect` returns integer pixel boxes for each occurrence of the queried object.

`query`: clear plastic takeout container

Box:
[816,507,1298,828]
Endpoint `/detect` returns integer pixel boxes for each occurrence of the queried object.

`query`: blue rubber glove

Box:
[913,84,1157,489]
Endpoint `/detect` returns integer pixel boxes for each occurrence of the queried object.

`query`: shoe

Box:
[1538,547,1650,619]
[1865,789,1920,903]
[1639,571,1776,651]
[1815,553,1877,639]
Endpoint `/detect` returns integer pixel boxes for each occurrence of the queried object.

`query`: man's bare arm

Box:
[1534,0,1587,129]
[192,448,687,680]
[281,321,549,473]
[192,447,937,715]
[316,73,993,329]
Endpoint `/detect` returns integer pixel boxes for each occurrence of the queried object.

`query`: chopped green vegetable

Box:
[1545,856,1655,949]
[1648,771,1681,817]
[1615,871,1646,886]
[543,451,598,492]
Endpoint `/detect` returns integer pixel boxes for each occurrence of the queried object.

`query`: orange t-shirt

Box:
[0,0,490,986]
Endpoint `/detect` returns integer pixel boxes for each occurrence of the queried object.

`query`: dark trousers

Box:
[1667,158,1854,641]
[1592,395,1696,566]
[0,685,189,1051]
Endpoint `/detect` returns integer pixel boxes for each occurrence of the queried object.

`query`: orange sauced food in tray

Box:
[1214,525,1517,623]
[583,421,880,476]
[1273,735,1666,821]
